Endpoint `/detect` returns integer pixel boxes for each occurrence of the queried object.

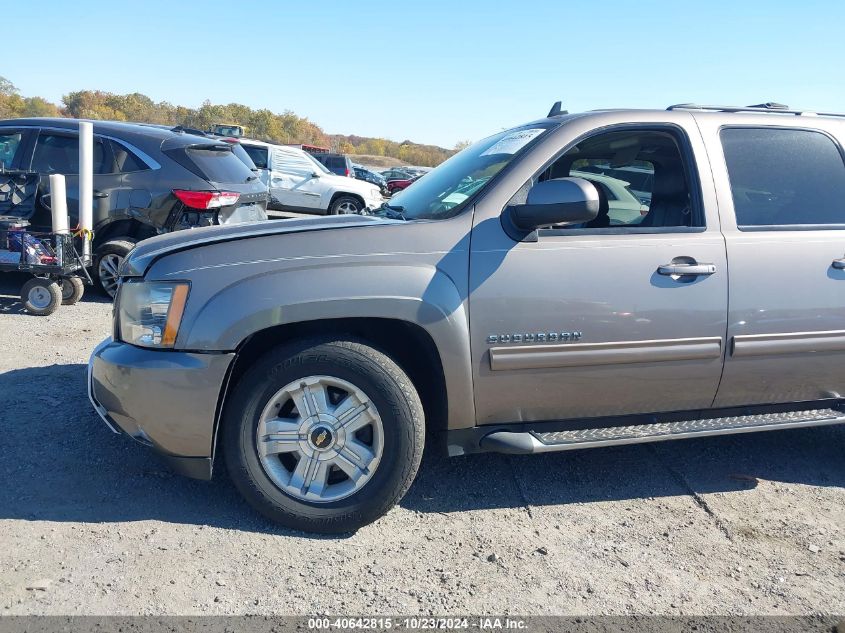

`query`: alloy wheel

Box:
[256,375,384,503]
[98,254,123,297]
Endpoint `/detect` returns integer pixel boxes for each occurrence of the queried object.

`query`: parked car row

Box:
[352,165,388,195]
[0,117,437,297]
[238,139,383,215]
[0,118,270,296]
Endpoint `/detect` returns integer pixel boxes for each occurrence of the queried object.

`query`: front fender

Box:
[181,263,475,430]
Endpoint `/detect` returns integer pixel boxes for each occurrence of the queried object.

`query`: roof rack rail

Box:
[667,103,845,118]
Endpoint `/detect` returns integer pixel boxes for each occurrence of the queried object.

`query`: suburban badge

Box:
[486,331,583,345]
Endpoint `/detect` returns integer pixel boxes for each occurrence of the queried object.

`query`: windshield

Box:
[303,151,332,174]
[385,123,555,220]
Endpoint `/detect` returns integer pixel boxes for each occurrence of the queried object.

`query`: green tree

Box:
[23,97,60,117]
[0,76,18,96]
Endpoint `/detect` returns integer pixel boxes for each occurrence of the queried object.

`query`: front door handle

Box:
[832,258,845,269]
[657,263,716,276]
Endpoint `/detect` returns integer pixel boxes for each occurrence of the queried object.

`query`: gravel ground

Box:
[0,272,843,616]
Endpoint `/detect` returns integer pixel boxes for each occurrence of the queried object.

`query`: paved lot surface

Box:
[0,272,843,615]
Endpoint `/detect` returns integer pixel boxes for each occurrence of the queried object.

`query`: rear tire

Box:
[21,278,62,316]
[60,277,85,305]
[223,338,425,533]
[94,238,136,298]
[329,196,363,215]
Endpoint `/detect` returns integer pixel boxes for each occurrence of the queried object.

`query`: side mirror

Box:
[311,172,321,179]
[503,177,599,240]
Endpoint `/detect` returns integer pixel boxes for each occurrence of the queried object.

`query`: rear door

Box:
[28,129,123,230]
[270,148,324,210]
[700,120,845,407]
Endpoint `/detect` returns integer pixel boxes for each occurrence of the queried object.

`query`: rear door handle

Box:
[832,258,845,269]
[657,263,716,276]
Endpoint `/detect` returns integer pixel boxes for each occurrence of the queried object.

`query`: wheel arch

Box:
[93,218,156,249]
[328,191,365,210]
[213,316,459,471]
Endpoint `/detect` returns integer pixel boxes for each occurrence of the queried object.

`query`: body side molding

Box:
[731,330,845,357]
[489,336,722,371]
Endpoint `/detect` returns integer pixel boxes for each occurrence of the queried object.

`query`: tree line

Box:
[0,77,459,167]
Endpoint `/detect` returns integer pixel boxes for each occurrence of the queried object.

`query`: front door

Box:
[469,122,729,425]
[703,123,845,407]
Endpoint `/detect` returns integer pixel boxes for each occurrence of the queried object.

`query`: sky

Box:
[5,0,845,148]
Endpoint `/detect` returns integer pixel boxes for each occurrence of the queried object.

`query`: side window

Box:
[0,131,23,169]
[275,149,315,177]
[720,128,845,228]
[109,140,148,173]
[31,133,109,175]
[537,128,700,231]
[243,145,268,170]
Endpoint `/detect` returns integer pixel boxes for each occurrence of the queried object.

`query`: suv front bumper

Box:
[88,338,234,480]
[364,194,385,211]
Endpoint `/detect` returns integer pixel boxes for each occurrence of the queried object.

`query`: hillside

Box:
[0,77,456,167]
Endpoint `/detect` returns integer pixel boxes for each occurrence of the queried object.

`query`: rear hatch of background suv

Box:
[161,137,269,228]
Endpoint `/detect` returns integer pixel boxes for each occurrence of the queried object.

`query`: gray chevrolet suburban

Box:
[89,102,845,533]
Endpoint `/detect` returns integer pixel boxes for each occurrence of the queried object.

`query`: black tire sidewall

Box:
[224,339,423,532]
[61,277,85,305]
[21,278,61,316]
[330,196,362,215]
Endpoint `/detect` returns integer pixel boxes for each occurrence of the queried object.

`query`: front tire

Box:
[223,338,424,533]
[329,196,363,215]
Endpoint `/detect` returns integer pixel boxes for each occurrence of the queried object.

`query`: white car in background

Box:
[240,140,383,214]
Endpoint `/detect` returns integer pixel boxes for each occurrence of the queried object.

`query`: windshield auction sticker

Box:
[481,128,546,156]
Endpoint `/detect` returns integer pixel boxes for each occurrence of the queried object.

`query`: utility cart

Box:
[0,170,92,315]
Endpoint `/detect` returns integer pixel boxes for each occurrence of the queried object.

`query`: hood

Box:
[322,172,381,197]
[121,215,397,277]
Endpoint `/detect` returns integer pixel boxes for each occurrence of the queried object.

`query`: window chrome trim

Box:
[104,136,161,171]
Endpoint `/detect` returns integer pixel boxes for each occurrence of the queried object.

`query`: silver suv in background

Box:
[90,102,845,532]
[240,139,382,214]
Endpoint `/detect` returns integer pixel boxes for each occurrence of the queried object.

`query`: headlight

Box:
[118,281,190,348]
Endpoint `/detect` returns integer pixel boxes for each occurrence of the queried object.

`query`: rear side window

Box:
[181,146,254,183]
[109,140,148,173]
[31,133,109,175]
[275,149,321,177]
[0,132,23,169]
[721,128,845,228]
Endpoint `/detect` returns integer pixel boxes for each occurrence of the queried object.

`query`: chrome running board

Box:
[479,408,845,454]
